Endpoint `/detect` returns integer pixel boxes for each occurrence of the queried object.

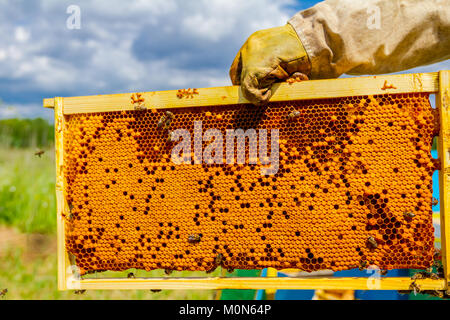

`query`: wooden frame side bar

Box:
[44,72,439,115]
[66,277,445,291]
[438,71,450,290]
[55,97,73,291]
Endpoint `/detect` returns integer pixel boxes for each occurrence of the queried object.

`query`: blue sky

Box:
[0,0,447,120]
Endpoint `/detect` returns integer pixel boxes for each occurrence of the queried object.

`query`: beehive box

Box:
[45,71,450,291]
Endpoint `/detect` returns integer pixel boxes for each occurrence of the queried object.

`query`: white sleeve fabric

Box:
[288,0,450,79]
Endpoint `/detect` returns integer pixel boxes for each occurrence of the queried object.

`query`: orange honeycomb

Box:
[63,93,438,275]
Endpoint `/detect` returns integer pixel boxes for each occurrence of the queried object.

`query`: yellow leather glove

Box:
[229,24,311,106]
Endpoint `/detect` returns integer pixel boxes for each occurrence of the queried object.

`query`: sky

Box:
[0,0,448,121]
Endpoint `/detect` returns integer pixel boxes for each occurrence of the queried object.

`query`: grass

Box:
[0,147,56,234]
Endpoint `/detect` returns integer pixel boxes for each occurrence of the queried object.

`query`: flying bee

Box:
[0,289,7,298]
[127,272,135,279]
[74,290,86,295]
[164,269,173,275]
[288,111,301,120]
[151,289,162,293]
[188,234,202,244]
[403,211,415,220]
[35,149,45,157]
[432,198,439,206]
[366,236,378,249]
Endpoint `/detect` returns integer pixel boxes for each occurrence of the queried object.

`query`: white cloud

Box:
[0,0,296,109]
[14,26,30,43]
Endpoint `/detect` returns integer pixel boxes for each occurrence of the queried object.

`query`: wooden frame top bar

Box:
[43,72,439,115]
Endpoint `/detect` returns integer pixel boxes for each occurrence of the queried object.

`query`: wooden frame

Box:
[45,71,449,292]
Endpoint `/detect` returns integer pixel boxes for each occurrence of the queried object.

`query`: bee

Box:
[165,111,174,119]
[74,290,86,295]
[429,273,440,280]
[131,93,146,110]
[380,269,388,276]
[411,272,426,280]
[432,198,439,206]
[188,234,202,244]
[164,269,173,275]
[157,111,175,130]
[206,266,217,274]
[215,253,224,266]
[157,115,166,129]
[0,289,7,298]
[410,281,421,295]
[366,236,378,249]
[134,104,146,111]
[150,289,162,293]
[432,158,441,170]
[227,268,234,274]
[35,149,45,157]
[288,111,301,120]
[358,260,367,271]
[403,211,415,220]
[127,272,135,279]
[431,290,444,299]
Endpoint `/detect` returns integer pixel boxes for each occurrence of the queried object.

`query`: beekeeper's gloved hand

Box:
[229,24,311,106]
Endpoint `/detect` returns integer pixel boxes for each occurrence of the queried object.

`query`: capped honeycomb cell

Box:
[63,93,437,275]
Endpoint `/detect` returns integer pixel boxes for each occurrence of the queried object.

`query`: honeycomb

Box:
[63,93,438,275]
